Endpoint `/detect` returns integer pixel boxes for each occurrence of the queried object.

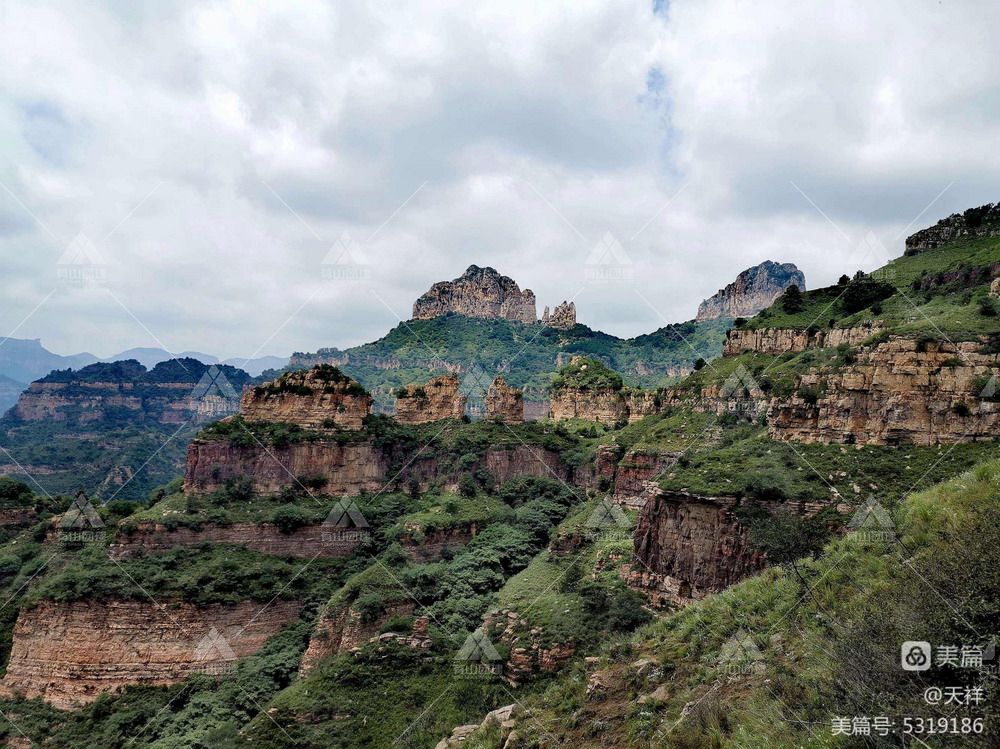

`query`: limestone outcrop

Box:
[696,261,806,321]
[241,365,372,430]
[541,301,576,329]
[0,599,300,708]
[769,338,1000,445]
[723,323,884,356]
[394,375,467,423]
[412,265,537,323]
[905,202,1000,253]
[299,600,421,675]
[483,609,575,685]
[484,376,523,423]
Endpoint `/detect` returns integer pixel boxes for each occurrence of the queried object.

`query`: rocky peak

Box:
[240,365,372,430]
[412,265,537,323]
[541,301,576,329]
[696,261,806,321]
[905,202,1000,253]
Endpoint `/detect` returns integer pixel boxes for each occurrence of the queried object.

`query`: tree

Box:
[693,357,707,371]
[780,284,804,313]
[838,274,850,286]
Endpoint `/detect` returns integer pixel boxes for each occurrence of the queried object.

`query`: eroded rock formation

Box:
[394,375,467,424]
[905,202,1000,253]
[412,265,537,323]
[541,301,576,329]
[723,323,884,356]
[0,599,300,708]
[485,376,523,423]
[483,609,575,685]
[769,338,1000,445]
[299,600,420,675]
[696,261,806,321]
[241,365,372,430]
[549,388,628,426]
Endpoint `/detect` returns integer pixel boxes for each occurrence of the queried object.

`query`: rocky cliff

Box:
[394,375,467,423]
[412,265,537,323]
[723,323,884,356]
[485,376,523,423]
[549,388,629,426]
[0,599,300,708]
[541,301,576,329]
[769,337,1000,445]
[696,261,806,321]
[299,600,421,675]
[110,521,362,560]
[241,365,372,430]
[905,202,1000,253]
[631,489,766,606]
[10,358,250,425]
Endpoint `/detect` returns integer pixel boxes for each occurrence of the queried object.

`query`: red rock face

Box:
[548,388,628,426]
[612,450,681,509]
[241,367,372,430]
[0,599,301,709]
[633,490,766,606]
[110,521,362,560]
[394,375,467,424]
[183,439,390,495]
[299,600,418,675]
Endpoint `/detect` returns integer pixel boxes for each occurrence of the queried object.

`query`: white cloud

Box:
[0,0,998,360]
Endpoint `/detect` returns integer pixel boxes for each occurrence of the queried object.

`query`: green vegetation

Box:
[551,356,624,391]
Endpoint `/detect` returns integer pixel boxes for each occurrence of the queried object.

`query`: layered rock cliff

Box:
[696,261,806,321]
[10,358,250,425]
[484,376,523,423]
[905,202,1000,253]
[394,375,467,423]
[241,365,372,430]
[769,337,1000,445]
[1,599,300,708]
[723,323,884,356]
[412,265,537,323]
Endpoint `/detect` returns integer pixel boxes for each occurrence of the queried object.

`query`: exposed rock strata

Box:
[484,376,523,423]
[769,338,1000,445]
[549,388,628,426]
[394,375,467,424]
[723,323,884,356]
[299,601,419,675]
[240,366,371,430]
[697,261,806,321]
[412,265,536,323]
[110,521,362,560]
[483,609,575,685]
[1,599,300,708]
[398,523,478,562]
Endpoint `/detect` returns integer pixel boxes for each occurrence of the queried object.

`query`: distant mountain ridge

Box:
[696,260,805,321]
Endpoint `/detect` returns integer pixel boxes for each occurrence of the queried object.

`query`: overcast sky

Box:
[1,0,999,360]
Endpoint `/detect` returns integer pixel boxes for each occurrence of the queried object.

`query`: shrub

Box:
[780,285,804,313]
[693,358,707,371]
[458,474,478,497]
[270,504,309,534]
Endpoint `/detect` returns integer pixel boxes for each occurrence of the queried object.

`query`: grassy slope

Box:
[465,459,1000,748]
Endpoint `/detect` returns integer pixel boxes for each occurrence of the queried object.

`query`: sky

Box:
[1,0,999,360]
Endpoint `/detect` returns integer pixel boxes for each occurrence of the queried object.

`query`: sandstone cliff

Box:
[394,375,467,423]
[696,261,806,321]
[905,202,1000,253]
[412,265,536,323]
[241,365,372,430]
[723,323,884,356]
[1,599,300,708]
[769,337,1000,445]
[485,376,523,423]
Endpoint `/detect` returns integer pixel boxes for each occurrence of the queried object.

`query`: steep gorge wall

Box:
[0,599,300,708]
[723,323,884,356]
